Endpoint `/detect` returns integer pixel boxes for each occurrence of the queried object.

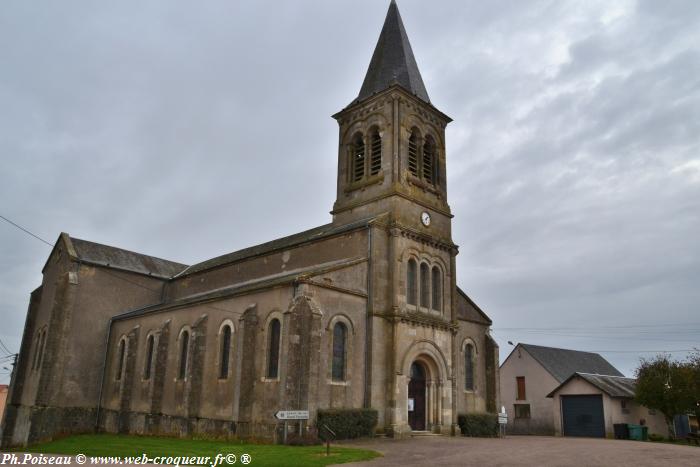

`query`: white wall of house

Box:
[500,346,560,435]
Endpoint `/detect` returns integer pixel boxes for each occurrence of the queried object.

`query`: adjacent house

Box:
[500,344,624,435]
[547,372,670,438]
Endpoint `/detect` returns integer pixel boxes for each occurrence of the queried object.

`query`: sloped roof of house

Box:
[520,344,624,383]
[547,372,636,398]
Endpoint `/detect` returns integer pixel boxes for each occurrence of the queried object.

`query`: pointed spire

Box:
[357,0,430,103]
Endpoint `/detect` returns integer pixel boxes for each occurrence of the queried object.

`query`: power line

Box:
[1,213,239,316]
[0,215,54,247]
[0,338,13,355]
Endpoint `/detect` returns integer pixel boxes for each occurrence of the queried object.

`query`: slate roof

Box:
[176,216,376,277]
[70,237,188,279]
[356,0,430,104]
[520,344,624,383]
[115,256,366,321]
[547,373,636,399]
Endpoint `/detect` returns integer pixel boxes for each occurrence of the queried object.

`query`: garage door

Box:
[561,395,605,437]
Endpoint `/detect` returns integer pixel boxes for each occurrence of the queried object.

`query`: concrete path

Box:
[336,435,699,467]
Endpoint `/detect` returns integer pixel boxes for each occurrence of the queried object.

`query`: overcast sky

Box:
[1,0,699,384]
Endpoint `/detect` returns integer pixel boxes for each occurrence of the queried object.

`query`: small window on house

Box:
[423,136,435,185]
[116,339,126,381]
[178,330,189,380]
[465,343,475,390]
[420,262,430,308]
[407,259,418,305]
[143,334,155,380]
[431,266,441,311]
[267,319,281,378]
[621,399,630,414]
[514,404,531,419]
[516,376,526,400]
[331,322,347,381]
[408,130,419,177]
[370,129,382,176]
[351,134,365,182]
[219,325,232,379]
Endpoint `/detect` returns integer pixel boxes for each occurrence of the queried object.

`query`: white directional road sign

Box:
[275,410,309,420]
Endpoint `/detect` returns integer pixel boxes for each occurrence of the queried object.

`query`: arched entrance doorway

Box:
[408,362,427,430]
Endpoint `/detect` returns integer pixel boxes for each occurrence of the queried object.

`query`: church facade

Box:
[1,1,499,447]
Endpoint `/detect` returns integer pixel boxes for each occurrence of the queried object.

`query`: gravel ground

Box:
[335,435,699,467]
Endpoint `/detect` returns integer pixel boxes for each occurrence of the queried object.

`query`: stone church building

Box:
[1,1,499,447]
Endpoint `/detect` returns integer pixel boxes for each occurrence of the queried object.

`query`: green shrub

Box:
[648,433,666,442]
[457,413,498,437]
[316,409,378,440]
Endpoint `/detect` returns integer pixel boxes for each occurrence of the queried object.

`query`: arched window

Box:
[408,130,419,177]
[116,338,126,381]
[423,136,435,185]
[331,322,347,381]
[432,266,442,311]
[351,134,365,182]
[465,344,475,391]
[178,330,189,380]
[143,334,155,380]
[369,129,382,176]
[407,259,418,305]
[420,262,430,308]
[267,319,281,378]
[219,324,232,379]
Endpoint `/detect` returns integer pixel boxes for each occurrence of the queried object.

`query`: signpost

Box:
[275,411,310,444]
[275,410,309,420]
[498,406,508,438]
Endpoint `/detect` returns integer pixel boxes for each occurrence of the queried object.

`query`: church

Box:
[1,1,499,447]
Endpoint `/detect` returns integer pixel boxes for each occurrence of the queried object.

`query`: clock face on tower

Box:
[421,212,431,227]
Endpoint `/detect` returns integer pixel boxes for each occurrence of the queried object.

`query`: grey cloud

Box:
[1,0,699,383]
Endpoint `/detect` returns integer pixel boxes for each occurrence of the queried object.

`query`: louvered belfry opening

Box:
[352,133,365,182]
[423,135,435,185]
[370,129,382,176]
[408,130,419,177]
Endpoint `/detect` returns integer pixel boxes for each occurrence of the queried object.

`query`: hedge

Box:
[457,413,498,437]
[316,408,378,440]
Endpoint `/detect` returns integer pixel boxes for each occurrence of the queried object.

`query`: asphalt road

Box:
[336,435,700,467]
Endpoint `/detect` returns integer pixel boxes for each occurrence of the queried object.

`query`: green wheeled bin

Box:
[628,424,642,440]
[628,424,648,441]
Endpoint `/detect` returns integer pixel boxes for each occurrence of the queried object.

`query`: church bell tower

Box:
[332,0,453,244]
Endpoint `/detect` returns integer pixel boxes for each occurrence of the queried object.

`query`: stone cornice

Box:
[331,188,453,218]
[376,221,458,254]
[333,85,452,127]
[372,308,458,332]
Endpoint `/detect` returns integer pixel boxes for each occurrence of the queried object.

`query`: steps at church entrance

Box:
[410,431,444,437]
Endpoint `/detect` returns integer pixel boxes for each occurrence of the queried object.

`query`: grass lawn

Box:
[20,434,381,467]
